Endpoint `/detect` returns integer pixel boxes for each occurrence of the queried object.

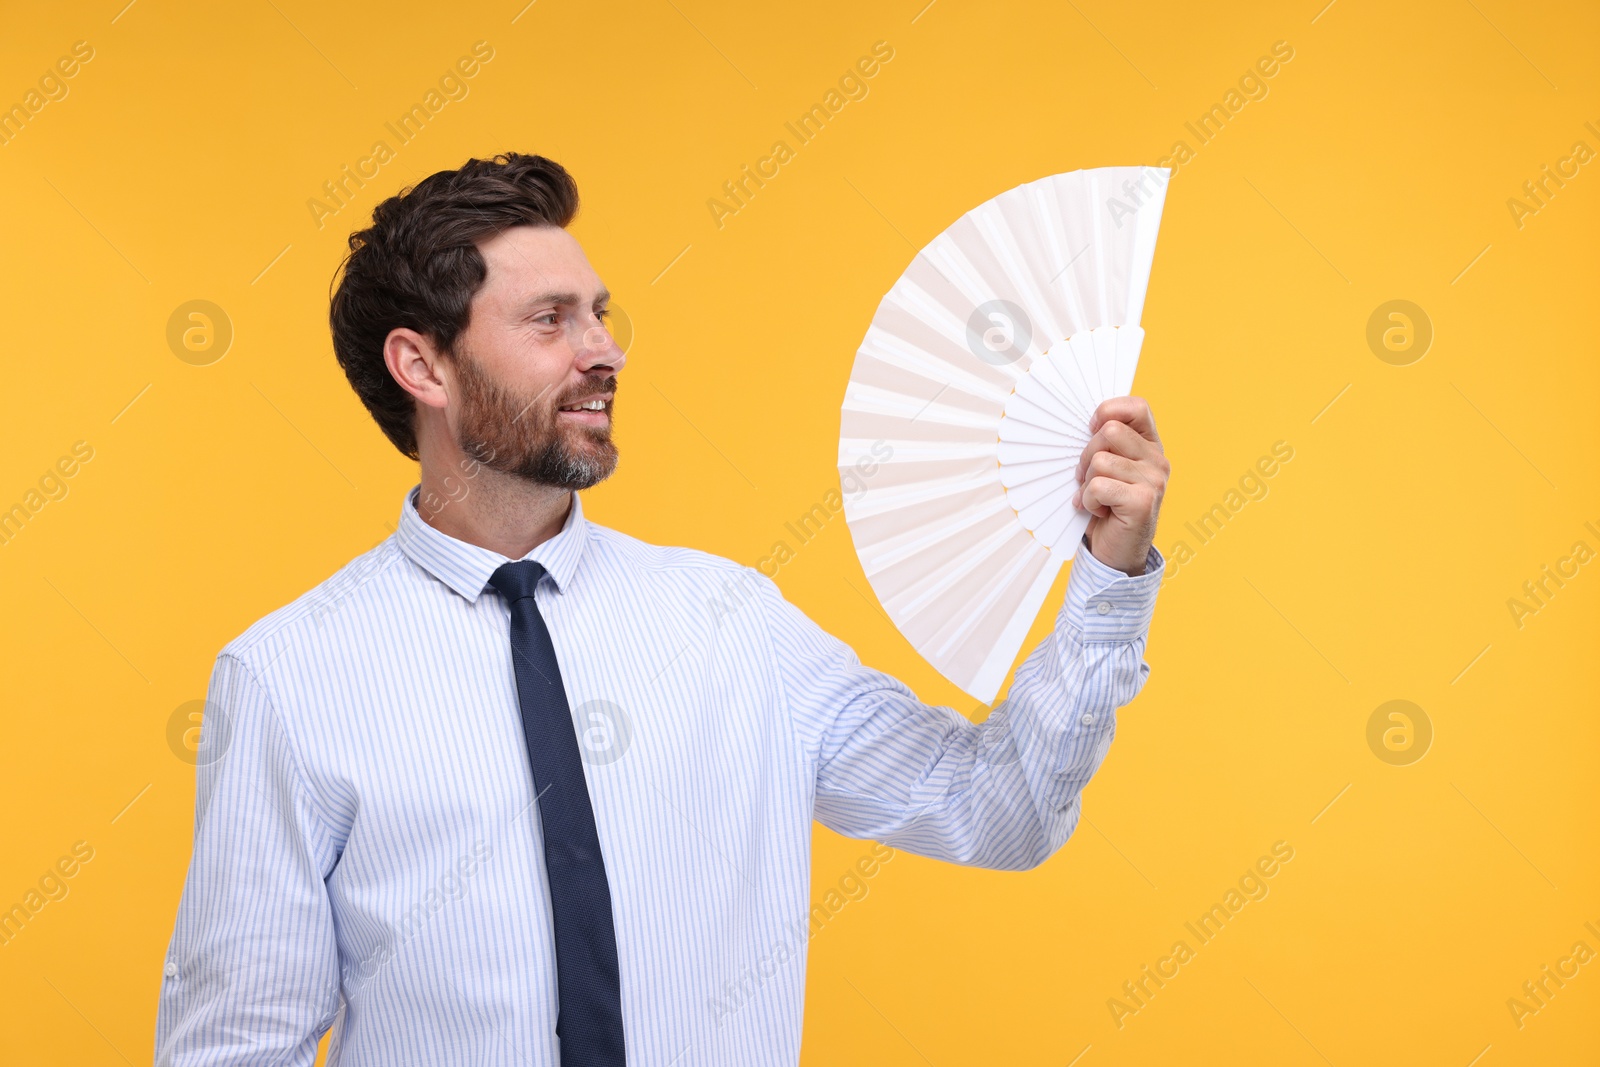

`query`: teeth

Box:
[561,399,607,411]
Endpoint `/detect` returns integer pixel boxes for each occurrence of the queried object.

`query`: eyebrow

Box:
[516,287,610,314]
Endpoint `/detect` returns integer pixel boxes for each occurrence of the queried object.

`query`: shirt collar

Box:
[395,482,589,602]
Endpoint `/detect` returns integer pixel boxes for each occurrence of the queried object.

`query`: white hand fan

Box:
[838,166,1169,703]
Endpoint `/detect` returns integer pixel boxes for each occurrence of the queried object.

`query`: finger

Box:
[1076,475,1138,518]
[1080,477,1161,526]
[1079,450,1150,492]
[1076,419,1163,484]
[1089,396,1160,445]
[1071,453,1155,509]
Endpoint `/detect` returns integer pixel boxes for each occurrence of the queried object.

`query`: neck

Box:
[415,444,572,561]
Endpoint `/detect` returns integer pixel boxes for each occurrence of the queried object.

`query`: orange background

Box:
[1,0,1596,1063]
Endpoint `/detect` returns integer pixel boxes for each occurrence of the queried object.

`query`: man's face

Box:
[447,224,624,490]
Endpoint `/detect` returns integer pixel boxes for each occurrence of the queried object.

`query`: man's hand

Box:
[1070,396,1169,576]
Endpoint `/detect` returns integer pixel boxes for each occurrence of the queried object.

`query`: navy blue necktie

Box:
[488,560,626,1065]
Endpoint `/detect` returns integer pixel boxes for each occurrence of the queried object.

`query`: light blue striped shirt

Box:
[155,483,1164,1066]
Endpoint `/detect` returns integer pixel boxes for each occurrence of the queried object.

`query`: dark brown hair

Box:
[329,152,580,459]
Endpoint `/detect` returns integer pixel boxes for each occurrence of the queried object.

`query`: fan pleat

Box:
[1000,390,1077,436]
[997,443,1081,469]
[849,495,1007,577]
[1051,173,1103,331]
[1066,334,1105,406]
[840,408,998,445]
[1028,354,1097,426]
[974,199,1068,346]
[1005,465,1077,511]
[845,464,999,527]
[894,523,1041,639]
[926,220,1024,313]
[1087,171,1113,327]
[1093,325,1121,398]
[1114,325,1145,397]
[965,560,1063,700]
[996,187,1075,342]
[845,351,956,404]
[918,533,1051,666]
[875,520,1031,636]
[859,502,1020,604]
[1031,179,1092,341]
[844,486,1004,566]
[1033,491,1089,549]
[844,382,999,430]
[839,439,993,466]
[996,421,1086,451]
[861,309,1013,400]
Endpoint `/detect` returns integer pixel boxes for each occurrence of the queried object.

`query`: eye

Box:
[595,307,611,322]
[535,313,559,326]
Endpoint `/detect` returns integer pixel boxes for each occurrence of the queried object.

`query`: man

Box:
[155,152,1169,1066]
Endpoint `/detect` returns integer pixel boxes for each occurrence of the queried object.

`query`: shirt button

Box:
[164,962,178,977]
[1081,713,1095,726]
[1095,601,1112,615]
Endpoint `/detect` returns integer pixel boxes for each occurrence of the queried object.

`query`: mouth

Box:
[557,394,612,424]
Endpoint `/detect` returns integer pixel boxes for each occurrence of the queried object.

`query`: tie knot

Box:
[488,559,548,602]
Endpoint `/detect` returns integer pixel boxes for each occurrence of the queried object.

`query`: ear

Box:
[384,327,451,412]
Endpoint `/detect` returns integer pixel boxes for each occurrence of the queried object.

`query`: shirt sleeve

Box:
[760,538,1164,871]
[154,651,343,1066]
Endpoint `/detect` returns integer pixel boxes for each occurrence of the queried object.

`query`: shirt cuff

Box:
[1061,536,1165,643]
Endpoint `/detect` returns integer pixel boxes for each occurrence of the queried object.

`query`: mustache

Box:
[500,376,619,429]
[554,376,618,408]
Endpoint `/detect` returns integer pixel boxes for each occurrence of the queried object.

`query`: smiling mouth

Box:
[557,397,611,426]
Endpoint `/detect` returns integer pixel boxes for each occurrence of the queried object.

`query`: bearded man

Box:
[155,152,1169,1067]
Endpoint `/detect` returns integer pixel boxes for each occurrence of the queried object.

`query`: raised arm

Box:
[760,540,1162,870]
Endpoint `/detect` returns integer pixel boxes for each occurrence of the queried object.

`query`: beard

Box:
[451,348,619,491]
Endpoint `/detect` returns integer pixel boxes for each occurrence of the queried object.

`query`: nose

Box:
[576,318,625,375]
